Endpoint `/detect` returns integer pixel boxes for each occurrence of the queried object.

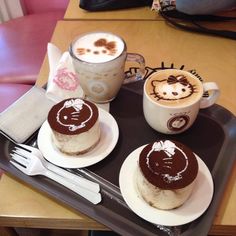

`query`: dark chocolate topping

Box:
[139,140,198,189]
[48,98,98,135]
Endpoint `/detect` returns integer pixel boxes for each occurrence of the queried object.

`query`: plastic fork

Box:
[13,144,100,193]
[10,152,102,205]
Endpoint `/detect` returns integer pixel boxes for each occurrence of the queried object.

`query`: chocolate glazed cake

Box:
[137,140,198,210]
[48,98,100,155]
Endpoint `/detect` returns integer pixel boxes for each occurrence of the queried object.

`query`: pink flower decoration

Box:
[53,68,79,91]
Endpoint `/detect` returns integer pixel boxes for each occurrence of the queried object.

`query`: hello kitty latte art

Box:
[150,74,197,102]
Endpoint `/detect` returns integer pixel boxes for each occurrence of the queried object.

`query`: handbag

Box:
[79,0,153,11]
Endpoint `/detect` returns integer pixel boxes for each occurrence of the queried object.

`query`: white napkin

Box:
[0,86,55,143]
[46,43,84,102]
[46,43,111,112]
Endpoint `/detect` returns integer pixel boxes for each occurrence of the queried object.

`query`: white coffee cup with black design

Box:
[143,69,220,134]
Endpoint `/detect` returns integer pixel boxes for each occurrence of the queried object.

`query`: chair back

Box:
[21,0,69,14]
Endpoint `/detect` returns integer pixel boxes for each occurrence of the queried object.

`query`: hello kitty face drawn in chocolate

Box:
[145,140,188,183]
[76,38,117,57]
[53,68,79,91]
[71,32,125,64]
[56,98,93,132]
[150,74,197,102]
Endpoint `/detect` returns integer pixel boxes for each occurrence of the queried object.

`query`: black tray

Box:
[0,83,236,236]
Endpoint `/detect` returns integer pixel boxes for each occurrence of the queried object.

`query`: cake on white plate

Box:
[137,140,198,210]
[47,98,100,155]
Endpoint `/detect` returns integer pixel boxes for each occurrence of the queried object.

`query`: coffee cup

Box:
[69,31,145,103]
[143,69,220,134]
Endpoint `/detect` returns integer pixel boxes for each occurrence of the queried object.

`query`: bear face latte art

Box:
[143,69,220,134]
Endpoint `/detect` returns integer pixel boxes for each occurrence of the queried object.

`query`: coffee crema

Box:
[145,70,203,107]
[72,32,125,63]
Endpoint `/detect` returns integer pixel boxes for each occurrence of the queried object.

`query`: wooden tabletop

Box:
[64,0,159,20]
[64,0,236,30]
[1,20,236,235]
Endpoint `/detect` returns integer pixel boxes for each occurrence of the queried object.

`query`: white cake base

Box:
[136,167,195,210]
[52,120,100,155]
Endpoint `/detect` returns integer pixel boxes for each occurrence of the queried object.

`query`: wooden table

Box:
[64,0,159,20]
[64,0,236,32]
[1,20,236,236]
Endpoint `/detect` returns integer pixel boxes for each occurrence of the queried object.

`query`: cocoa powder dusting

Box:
[94,38,107,47]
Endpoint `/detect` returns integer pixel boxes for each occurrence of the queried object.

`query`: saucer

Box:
[37,108,119,168]
[119,145,214,226]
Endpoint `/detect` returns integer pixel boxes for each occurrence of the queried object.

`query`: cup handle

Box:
[123,53,145,84]
[200,82,220,109]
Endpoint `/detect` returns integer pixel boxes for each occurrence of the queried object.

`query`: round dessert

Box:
[137,140,198,210]
[47,98,100,155]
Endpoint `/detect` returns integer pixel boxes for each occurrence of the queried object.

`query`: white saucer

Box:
[119,145,214,226]
[37,108,119,168]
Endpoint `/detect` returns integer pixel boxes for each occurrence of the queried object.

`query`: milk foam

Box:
[72,32,125,63]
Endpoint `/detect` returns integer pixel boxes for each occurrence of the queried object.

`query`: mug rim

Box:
[143,69,204,109]
[69,31,127,64]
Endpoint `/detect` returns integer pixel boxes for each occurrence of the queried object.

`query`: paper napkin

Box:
[0,86,55,143]
[46,43,84,102]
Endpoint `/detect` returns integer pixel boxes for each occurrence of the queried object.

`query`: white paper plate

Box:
[37,108,119,168]
[119,145,214,226]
